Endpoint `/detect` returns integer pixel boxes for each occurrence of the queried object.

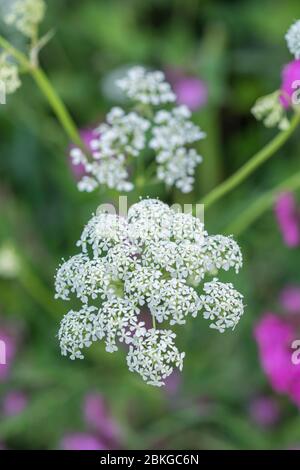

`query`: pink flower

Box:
[61,433,106,450]
[2,391,27,417]
[274,192,300,247]
[249,396,280,428]
[280,60,300,108]
[254,313,300,407]
[166,68,208,111]
[83,393,120,443]
[280,286,300,314]
[0,326,17,382]
[164,371,181,396]
[69,128,98,179]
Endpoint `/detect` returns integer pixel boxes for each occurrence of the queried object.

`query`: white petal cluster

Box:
[70,108,150,192]
[0,53,21,95]
[116,66,176,105]
[55,199,244,386]
[127,329,185,387]
[251,91,290,131]
[3,0,46,38]
[200,279,244,333]
[149,106,206,192]
[70,67,205,194]
[285,20,300,59]
[202,235,243,274]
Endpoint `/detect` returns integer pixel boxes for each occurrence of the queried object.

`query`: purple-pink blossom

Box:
[249,396,280,428]
[280,59,300,108]
[69,128,98,179]
[274,192,300,247]
[83,393,120,443]
[254,313,300,407]
[61,433,106,450]
[2,391,28,416]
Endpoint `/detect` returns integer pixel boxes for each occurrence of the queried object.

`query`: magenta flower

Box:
[249,396,280,428]
[2,391,27,416]
[280,286,300,314]
[0,326,17,382]
[254,313,300,407]
[274,192,300,247]
[83,393,120,443]
[61,433,106,450]
[280,60,300,108]
[166,68,208,111]
[69,128,98,179]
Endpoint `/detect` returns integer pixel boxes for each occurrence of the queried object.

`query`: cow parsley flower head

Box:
[0,53,21,95]
[127,329,185,387]
[3,0,46,38]
[70,67,205,194]
[55,199,244,386]
[285,20,300,59]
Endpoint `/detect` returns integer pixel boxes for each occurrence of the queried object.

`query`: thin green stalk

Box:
[0,35,83,148]
[225,169,300,236]
[201,112,300,208]
[19,260,59,320]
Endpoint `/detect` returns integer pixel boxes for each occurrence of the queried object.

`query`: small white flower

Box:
[3,0,46,38]
[0,242,20,279]
[77,213,129,256]
[150,106,205,192]
[200,278,244,333]
[202,235,243,274]
[285,20,300,59]
[55,254,113,303]
[116,66,176,105]
[126,329,185,386]
[0,53,21,95]
[251,91,290,131]
[58,305,99,360]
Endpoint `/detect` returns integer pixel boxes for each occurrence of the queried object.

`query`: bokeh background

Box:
[1,0,300,450]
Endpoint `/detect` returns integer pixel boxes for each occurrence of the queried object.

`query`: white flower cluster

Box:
[0,52,21,95]
[70,67,205,194]
[251,91,290,131]
[149,106,206,192]
[286,20,300,59]
[70,108,150,192]
[3,0,46,38]
[116,66,176,105]
[55,199,244,386]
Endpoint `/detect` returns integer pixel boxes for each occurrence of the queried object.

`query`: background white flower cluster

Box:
[286,20,300,59]
[3,0,46,38]
[70,66,206,194]
[55,199,244,386]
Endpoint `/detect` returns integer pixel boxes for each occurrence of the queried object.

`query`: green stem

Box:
[225,170,300,236]
[201,112,300,208]
[0,35,83,148]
